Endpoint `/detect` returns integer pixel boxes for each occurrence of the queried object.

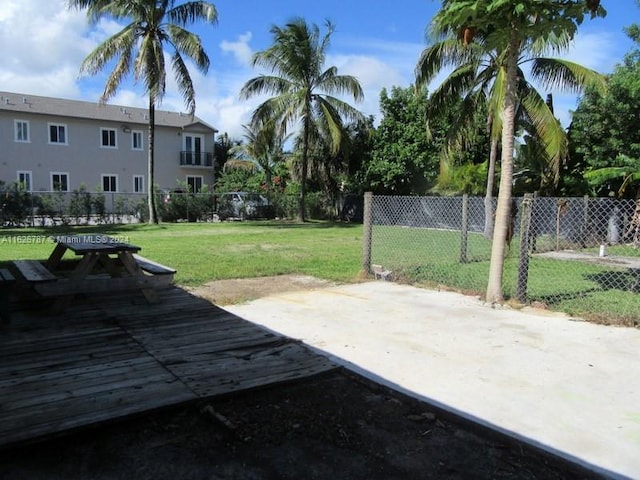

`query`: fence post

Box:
[460,194,469,263]
[581,195,589,247]
[362,192,373,274]
[516,193,533,303]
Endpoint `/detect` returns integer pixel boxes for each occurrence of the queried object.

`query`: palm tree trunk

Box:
[147,100,159,224]
[486,34,519,303]
[484,135,499,239]
[298,118,310,222]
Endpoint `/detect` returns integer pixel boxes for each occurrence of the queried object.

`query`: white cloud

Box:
[566,32,619,72]
[220,32,254,66]
[0,0,90,96]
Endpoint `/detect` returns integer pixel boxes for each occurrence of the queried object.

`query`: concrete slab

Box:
[226,281,640,480]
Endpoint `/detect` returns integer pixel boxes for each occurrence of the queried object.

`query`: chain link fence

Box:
[364,194,640,326]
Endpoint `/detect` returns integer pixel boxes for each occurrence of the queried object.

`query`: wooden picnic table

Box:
[13,234,175,312]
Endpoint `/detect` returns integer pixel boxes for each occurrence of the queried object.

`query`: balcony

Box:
[180,151,213,167]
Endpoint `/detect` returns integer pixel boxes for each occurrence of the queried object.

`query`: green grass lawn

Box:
[0,221,364,287]
[1,221,636,325]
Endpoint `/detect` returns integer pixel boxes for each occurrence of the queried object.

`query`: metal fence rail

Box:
[364,193,640,326]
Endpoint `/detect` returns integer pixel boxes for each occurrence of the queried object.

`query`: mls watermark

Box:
[0,234,131,245]
[0,235,54,245]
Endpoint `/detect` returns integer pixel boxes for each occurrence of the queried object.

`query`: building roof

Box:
[0,91,217,132]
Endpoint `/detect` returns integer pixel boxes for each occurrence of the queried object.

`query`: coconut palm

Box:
[424,0,607,302]
[240,18,364,222]
[68,0,217,224]
[229,120,289,188]
[415,28,602,238]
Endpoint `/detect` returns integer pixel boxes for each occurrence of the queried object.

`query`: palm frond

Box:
[167,1,218,26]
[520,87,568,187]
[530,58,606,94]
[166,24,210,73]
[316,71,364,102]
[171,52,196,114]
[240,75,292,99]
[415,37,479,89]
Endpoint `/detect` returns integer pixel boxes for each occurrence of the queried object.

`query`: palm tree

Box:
[240,18,364,222]
[425,0,606,303]
[415,29,599,239]
[229,120,289,188]
[68,0,217,224]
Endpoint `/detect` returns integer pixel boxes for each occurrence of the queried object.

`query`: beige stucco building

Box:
[0,91,217,194]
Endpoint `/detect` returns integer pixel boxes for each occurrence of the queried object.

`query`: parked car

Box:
[217,192,275,220]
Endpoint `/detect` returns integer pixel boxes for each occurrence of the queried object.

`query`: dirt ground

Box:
[0,276,600,480]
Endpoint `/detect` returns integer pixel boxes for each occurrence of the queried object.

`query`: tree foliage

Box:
[570,25,640,197]
[431,0,607,303]
[240,18,364,221]
[362,86,440,195]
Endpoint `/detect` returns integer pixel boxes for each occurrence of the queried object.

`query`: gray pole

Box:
[362,192,373,274]
[516,194,533,302]
[460,194,469,263]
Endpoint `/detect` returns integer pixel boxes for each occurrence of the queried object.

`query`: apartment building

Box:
[0,91,218,194]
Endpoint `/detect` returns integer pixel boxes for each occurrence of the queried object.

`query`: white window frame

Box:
[14,119,30,143]
[101,174,118,192]
[132,130,144,151]
[186,175,204,193]
[17,171,32,191]
[48,123,68,145]
[133,175,145,193]
[51,172,69,192]
[100,127,118,148]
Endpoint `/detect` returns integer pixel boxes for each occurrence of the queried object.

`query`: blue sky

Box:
[0,1,637,139]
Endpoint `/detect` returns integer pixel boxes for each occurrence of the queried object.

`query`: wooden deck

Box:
[0,286,336,449]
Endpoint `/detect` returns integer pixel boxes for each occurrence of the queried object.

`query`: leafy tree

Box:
[363,86,442,195]
[287,116,373,216]
[431,0,607,303]
[240,18,364,221]
[68,0,218,224]
[570,25,640,198]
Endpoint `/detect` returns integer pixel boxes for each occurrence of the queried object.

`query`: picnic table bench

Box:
[12,235,176,313]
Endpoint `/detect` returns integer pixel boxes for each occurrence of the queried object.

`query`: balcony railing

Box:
[180,151,213,167]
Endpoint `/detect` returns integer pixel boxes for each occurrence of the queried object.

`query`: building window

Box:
[48,123,67,144]
[14,120,30,142]
[17,171,32,191]
[102,174,118,192]
[100,128,117,148]
[133,175,145,193]
[51,173,69,192]
[186,175,203,193]
[132,130,143,150]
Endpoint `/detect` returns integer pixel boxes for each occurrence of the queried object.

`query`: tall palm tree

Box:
[68,0,217,224]
[240,18,364,222]
[424,0,606,303]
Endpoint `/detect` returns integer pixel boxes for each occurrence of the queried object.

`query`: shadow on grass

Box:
[584,270,639,293]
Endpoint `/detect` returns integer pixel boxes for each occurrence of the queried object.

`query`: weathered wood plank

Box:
[0,285,334,449]
[132,254,176,275]
[12,260,58,282]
